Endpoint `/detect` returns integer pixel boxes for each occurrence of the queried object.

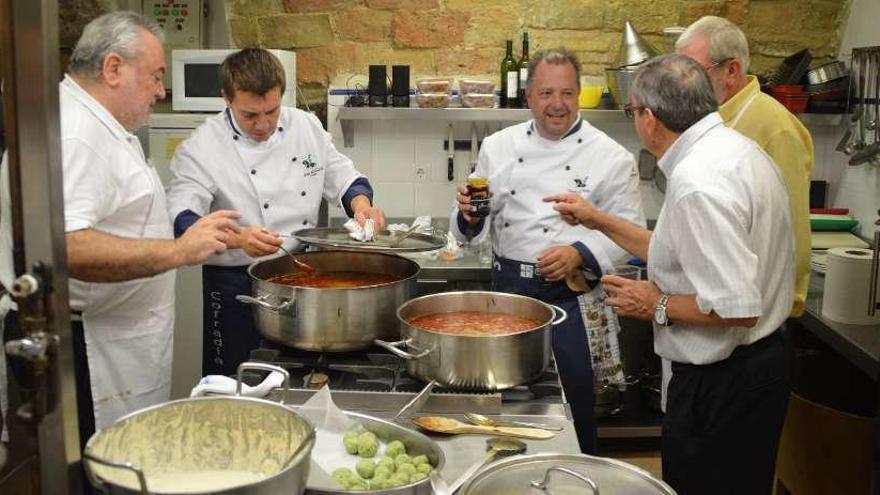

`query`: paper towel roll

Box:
[822,247,880,325]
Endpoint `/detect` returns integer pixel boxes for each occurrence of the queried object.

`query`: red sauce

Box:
[268,271,401,288]
[409,311,541,336]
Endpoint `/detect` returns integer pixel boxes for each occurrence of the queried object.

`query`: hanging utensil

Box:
[464,412,564,432]
[845,51,865,155]
[838,51,861,153]
[448,123,455,181]
[412,416,556,440]
[448,437,528,493]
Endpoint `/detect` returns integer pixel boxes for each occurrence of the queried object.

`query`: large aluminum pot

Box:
[377,291,567,390]
[238,250,419,351]
[83,366,315,494]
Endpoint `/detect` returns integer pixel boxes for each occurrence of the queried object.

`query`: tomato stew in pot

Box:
[268,270,402,289]
[408,311,541,336]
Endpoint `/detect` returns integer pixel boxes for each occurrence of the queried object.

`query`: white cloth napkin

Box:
[387,215,433,235]
[189,371,286,398]
[343,218,376,242]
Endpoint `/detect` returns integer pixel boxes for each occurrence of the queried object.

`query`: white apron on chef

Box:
[59,76,175,430]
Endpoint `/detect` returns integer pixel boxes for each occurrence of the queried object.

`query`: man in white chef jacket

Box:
[0,12,241,451]
[451,48,644,454]
[548,54,794,495]
[166,48,385,377]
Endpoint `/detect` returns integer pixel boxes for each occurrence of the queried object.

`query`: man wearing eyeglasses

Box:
[676,16,812,320]
[546,54,794,495]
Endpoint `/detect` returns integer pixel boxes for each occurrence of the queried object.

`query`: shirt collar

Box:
[527,117,583,141]
[657,112,725,177]
[718,75,759,122]
[224,107,284,147]
[61,75,137,142]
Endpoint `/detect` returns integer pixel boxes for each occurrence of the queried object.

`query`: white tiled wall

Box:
[327,91,878,233]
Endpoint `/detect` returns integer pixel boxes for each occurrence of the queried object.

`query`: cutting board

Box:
[810,214,859,231]
[811,232,870,250]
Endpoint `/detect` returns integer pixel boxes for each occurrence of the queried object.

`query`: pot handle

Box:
[374,338,432,360]
[235,362,291,405]
[549,304,568,326]
[235,294,294,312]
[82,451,150,495]
[530,466,599,494]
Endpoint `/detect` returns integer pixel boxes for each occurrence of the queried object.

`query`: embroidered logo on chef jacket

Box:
[572,174,592,194]
[300,153,324,177]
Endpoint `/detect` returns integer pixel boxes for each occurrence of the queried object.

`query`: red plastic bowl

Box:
[771,84,805,95]
[773,93,809,113]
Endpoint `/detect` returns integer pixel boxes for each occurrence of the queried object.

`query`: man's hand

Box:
[175,210,241,265]
[456,184,480,226]
[351,195,386,232]
[536,245,582,282]
[227,226,282,257]
[544,193,605,229]
[602,275,662,320]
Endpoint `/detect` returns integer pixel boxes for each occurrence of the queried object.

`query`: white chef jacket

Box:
[60,76,176,429]
[450,119,644,272]
[166,106,364,266]
[648,113,794,365]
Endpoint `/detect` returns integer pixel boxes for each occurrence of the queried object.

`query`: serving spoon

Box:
[412,416,556,440]
[465,412,564,432]
[278,245,316,274]
[448,437,527,493]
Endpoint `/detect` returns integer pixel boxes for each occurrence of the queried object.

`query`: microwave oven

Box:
[171,49,296,112]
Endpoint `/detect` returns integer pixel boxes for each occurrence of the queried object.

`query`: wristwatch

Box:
[654,294,670,326]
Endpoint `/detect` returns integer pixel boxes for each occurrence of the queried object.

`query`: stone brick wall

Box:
[226,0,851,108]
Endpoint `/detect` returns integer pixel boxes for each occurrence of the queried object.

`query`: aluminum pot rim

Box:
[84,395,317,494]
[246,250,421,292]
[396,290,562,338]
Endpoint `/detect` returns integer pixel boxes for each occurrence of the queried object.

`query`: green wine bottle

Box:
[500,40,519,108]
[518,32,530,108]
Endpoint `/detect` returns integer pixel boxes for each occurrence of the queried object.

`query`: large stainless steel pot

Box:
[83,365,315,494]
[238,251,419,351]
[376,291,567,390]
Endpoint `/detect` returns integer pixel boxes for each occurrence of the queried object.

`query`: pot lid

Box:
[460,453,676,495]
[293,227,445,252]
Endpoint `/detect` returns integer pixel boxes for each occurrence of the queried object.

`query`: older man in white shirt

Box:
[546,54,794,495]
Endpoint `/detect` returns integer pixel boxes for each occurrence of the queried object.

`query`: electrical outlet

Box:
[415,165,430,183]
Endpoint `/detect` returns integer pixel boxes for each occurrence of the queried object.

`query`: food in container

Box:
[461,93,496,108]
[459,79,496,94]
[268,270,402,288]
[409,310,542,336]
[416,93,450,108]
[416,78,451,93]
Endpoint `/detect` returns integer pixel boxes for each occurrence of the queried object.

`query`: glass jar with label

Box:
[467,177,491,217]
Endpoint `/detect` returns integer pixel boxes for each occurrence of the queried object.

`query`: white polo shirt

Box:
[648,112,794,365]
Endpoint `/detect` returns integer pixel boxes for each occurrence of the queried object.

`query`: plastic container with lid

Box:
[459,79,496,95]
[461,93,496,108]
[416,93,450,108]
[416,79,451,94]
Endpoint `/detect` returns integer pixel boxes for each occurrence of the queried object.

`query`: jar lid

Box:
[460,453,676,495]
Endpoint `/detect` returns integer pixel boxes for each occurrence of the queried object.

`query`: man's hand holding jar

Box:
[456,177,491,226]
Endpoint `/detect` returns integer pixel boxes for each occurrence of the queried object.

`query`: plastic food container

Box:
[416,79,451,94]
[461,93,496,108]
[459,79,496,95]
[773,93,809,113]
[416,93,450,108]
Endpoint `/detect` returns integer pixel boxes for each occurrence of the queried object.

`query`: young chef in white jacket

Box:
[166,48,385,377]
[451,48,645,454]
[0,12,240,450]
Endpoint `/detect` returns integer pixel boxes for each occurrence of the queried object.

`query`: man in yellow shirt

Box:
[677,16,812,317]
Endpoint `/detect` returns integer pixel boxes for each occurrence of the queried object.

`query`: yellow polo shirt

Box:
[719,75,813,317]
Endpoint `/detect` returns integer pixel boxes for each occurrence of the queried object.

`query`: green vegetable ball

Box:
[332,467,356,487]
[377,456,396,471]
[394,454,412,469]
[343,433,359,455]
[410,471,429,483]
[370,477,391,490]
[384,440,406,458]
[357,432,380,458]
[374,465,394,479]
[388,472,411,487]
[345,476,369,491]
[416,463,432,475]
[411,454,429,467]
[397,463,417,477]
[355,459,376,479]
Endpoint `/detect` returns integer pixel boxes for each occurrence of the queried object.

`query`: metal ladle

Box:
[448,437,527,493]
[278,245,316,274]
[465,412,564,432]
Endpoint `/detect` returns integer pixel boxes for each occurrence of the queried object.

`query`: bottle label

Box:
[506,72,518,98]
[519,68,528,85]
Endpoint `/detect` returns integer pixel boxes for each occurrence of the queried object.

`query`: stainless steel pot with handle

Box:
[83,364,316,495]
[238,250,419,351]
[376,291,567,390]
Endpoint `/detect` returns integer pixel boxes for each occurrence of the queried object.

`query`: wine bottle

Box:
[518,32,529,108]
[500,40,519,108]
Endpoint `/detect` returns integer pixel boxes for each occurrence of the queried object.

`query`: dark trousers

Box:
[493,256,597,454]
[202,265,261,377]
[662,329,792,495]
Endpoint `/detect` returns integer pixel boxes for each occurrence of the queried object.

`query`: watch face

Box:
[654,307,667,325]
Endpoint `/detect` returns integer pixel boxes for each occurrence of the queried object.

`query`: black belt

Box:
[671,328,785,373]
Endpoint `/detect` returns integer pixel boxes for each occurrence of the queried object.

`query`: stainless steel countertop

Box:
[800,273,880,379]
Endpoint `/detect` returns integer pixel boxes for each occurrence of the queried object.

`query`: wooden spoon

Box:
[412,416,556,440]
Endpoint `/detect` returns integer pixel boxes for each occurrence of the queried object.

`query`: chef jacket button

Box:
[250,169,256,175]
[577,138,583,143]
[527,130,532,136]
[511,190,516,195]
[233,135,239,141]
[543,228,548,233]
[302,220,308,225]
[504,222,509,228]
[565,165,570,171]
[291,157,297,162]
[263,202,269,209]
[301,191,306,196]
[518,158,523,163]
[278,126,284,132]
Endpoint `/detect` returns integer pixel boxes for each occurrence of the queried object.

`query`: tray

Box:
[293,227,445,252]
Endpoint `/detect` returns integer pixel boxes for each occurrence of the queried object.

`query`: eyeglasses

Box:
[623,103,647,119]
[703,57,734,72]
